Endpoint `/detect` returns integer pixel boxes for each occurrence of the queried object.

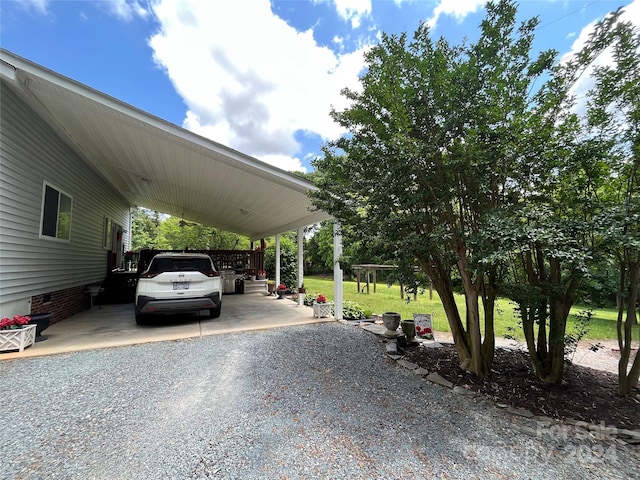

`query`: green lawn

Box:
[301,276,637,341]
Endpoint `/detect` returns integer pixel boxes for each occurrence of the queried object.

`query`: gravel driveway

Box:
[1,322,638,479]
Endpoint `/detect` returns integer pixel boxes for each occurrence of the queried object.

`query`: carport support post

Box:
[297,227,304,306]
[333,222,343,320]
[275,234,281,288]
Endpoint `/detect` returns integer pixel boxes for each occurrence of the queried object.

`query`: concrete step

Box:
[244,280,268,294]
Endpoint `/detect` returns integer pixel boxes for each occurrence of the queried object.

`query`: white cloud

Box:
[621,0,640,25]
[333,0,372,29]
[147,0,369,172]
[105,0,150,21]
[14,0,49,15]
[426,0,487,30]
[562,0,639,63]
[12,0,149,21]
[561,0,640,113]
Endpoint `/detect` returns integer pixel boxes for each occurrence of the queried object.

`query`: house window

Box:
[40,182,72,241]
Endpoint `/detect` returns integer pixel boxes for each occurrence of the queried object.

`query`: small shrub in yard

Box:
[342,301,366,320]
[304,292,320,307]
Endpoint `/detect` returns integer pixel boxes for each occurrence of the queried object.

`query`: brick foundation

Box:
[30,284,98,324]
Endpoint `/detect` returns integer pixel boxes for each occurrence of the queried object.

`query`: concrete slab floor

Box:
[1,293,332,360]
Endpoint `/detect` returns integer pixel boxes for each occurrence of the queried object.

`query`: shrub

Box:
[303,292,319,307]
[342,301,366,320]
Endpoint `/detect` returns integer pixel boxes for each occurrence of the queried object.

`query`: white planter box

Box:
[0,324,37,352]
[313,302,333,318]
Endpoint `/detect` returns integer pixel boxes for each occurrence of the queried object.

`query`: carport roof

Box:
[0,49,332,240]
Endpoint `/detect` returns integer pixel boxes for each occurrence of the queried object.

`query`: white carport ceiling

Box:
[0,50,332,240]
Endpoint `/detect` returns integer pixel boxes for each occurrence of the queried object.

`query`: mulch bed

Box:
[403,343,640,431]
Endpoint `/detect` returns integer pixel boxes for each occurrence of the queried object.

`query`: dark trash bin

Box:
[235,278,245,294]
[28,312,53,342]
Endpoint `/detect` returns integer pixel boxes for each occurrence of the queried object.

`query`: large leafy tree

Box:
[305,221,336,273]
[131,207,250,251]
[311,0,557,377]
[477,9,632,385]
[264,233,298,288]
[584,17,640,395]
[486,74,604,384]
[131,208,163,251]
[158,217,249,250]
[305,221,389,276]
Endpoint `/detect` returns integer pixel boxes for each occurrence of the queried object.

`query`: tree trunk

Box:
[521,303,546,379]
[420,257,490,378]
[457,248,491,377]
[431,273,472,366]
[618,258,640,395]
[519,251,578,384]
[463,286,486,376]
[481,271,497,371]
[536,301,548,364]
[542,297,568,384]
[616,256,626,353]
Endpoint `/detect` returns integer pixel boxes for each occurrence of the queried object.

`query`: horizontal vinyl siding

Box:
[0,83,130,305]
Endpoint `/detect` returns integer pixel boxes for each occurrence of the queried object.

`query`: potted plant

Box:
[1,315,36,352]
[276,283,287,299]
[312,294,332,318]
[298,284,306,294]
[257,270,266,280]
[267,280,276,294]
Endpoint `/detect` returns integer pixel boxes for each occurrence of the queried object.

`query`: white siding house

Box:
[0,81,131,320]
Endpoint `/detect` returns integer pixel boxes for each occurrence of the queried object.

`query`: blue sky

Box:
[1,0,638,172]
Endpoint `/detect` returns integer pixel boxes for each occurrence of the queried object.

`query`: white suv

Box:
[135,253,222,325]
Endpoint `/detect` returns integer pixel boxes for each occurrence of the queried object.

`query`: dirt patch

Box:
[403,342,640,431]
